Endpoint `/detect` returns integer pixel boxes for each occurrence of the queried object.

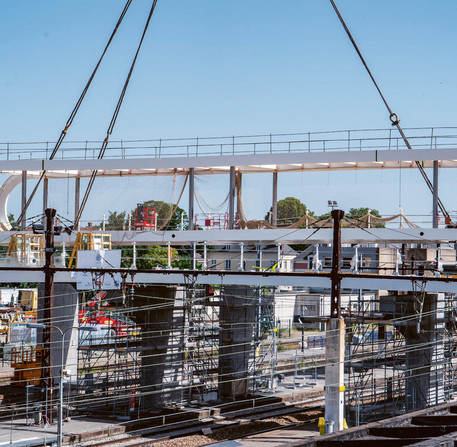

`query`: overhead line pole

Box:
[325,209,345,433]
[42,208,56,422]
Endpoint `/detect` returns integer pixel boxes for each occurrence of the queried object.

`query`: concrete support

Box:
[21,171,27,230]
[272,172,278,227]
[74,177,80,230]
[433,160,439,228]
[325,317,346,433]
[134,286,184,410]
[188,168,195,230]
[218,286,256,400]
[404,292,445,411]
[228,166,236,229]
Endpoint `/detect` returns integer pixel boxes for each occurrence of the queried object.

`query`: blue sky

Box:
[1,1,457,225]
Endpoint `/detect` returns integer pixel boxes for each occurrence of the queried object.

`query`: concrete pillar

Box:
[188,168,195,230]
[433,160,439,228]
[218,286,256,400]
[272,172,278,227]
[325,317,346,433]
[404,292,445,411]
[74,177,80,230]
[134,286,184,410]
[21,171,27,230]
[228,166,235,229]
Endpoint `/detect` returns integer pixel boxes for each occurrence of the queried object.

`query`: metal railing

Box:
[1,127,457,161]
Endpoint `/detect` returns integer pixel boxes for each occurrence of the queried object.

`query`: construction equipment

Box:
[68,232,112,268]
[134,204,157,230]
[5,234,45,266]
[11,345,43,386]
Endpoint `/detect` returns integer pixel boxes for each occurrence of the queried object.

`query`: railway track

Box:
[82,397,324,447]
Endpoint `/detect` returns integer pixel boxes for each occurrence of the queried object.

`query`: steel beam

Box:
[433,160,439,228]
[229,166,235,229]
[272,171,278,226]
[21,171,27,230]
[188,167,194,230]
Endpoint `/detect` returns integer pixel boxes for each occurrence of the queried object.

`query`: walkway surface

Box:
[206,424,319,447]
[0,416,122,446]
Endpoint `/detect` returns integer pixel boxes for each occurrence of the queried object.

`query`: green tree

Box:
[105,211,127,230]
[121,245,170,269]
[347,207,385,228]
[265,197,313,227]
[8,213,15,226]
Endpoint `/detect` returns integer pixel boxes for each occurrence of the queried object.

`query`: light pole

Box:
[27,323,97,447]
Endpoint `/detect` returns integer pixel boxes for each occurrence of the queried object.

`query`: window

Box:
[269,260,276,268]
[225,260,231,270]
[323,257,332,268]
[210,259,217,269]
[342,257,352,269]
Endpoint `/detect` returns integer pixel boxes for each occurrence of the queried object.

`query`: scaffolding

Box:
[76,306,141,416]
[345,291,457,425]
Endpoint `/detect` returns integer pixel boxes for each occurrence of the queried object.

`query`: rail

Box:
[1,127,457,161]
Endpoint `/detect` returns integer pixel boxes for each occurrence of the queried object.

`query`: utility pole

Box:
[43,208,56,421]
[325,209,345,433]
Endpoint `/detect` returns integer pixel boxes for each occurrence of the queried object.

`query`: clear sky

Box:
[1,1,457,225]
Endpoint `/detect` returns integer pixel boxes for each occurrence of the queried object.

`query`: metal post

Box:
[188,168,195,230]
[433,160,439,228]
[102,214,106,231]
[294,349,298,389]
[272,172,278,227]
[239,242,244,271]
[132,242,137,269]
[167,242,171,269]
[325,209,345,433]
[58,335,65,447]
[21,171,27,230]
[276,243,281,271]
[26,383,30,426]
[228,166,235,229]
[43,208,56,422]
[192,242,196,270]
[330,210,344,318]
[203,241,207,270]
[128,213,132,231]
[74,177,80,230]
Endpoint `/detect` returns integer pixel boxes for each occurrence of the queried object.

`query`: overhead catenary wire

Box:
[75,0,159,228]
[328,0,451,223]
[15,0,134,227]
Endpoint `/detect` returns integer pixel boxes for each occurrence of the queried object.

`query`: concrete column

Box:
[188,168,195,230]
[218,286,256,400]
[228,166,235,229]
[21,171,27,230]
[272,172,278,227]
[433,160,439,228]
[325,317,346,433]
[74,177,80,229]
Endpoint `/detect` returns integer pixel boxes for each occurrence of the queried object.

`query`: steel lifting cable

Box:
[15,0,133,227]
[75,0,159,228]
[329,0,452,223]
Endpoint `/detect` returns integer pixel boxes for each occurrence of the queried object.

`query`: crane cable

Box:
[329,0,452,223]
[75,0,159,228]
[15,0,134,227]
